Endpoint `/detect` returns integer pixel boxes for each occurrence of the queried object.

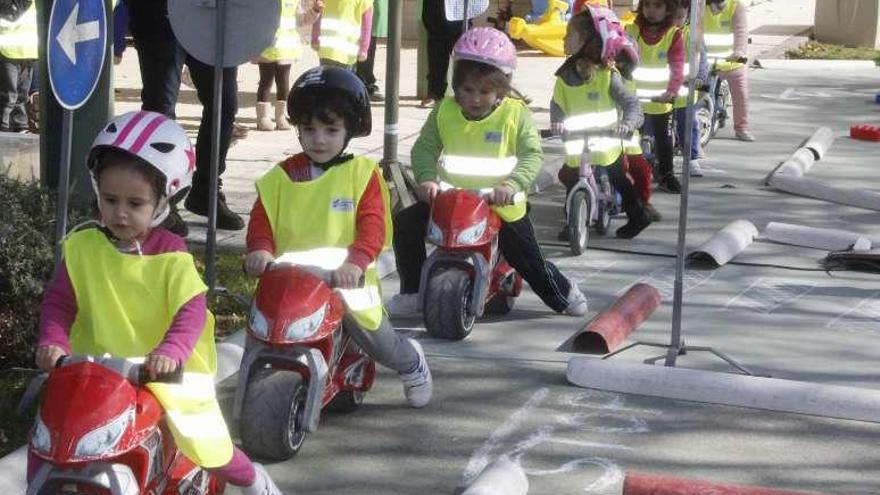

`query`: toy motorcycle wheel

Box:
[594,199,612,236]
[695,98,713,148]
[424,268,476,340]
[484,294,516,315]
[567,190,590,255]
[714,79,732,133]
[240,368,308,461]
[326,390,365,413]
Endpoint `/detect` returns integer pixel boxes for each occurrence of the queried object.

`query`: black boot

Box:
[657,174,681,194]
[161,205,189,237]
[615,204,652,239]
[185,188,245,231]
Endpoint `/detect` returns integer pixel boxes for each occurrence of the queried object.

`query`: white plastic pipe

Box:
[687,220,759,266]
[462,458,529,495]
[803,126,835,160]
[774,147,816,179]
[767,175,880,212]
[763,222,877,251]
[567,357,880,423]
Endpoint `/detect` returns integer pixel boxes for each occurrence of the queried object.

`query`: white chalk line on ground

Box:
[724,277,816,314]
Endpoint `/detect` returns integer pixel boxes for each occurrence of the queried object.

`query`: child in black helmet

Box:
[244,66,433,409]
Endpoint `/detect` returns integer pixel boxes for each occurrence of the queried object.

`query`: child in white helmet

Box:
[34,111,284,495]
[388,27,589,317]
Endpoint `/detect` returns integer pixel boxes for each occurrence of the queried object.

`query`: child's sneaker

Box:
[242,463,284,495]
[735,130,755,142]
[645,203,662,221]
[615,209,652,239]
[657,174,681,194]
[688,159,704,177]
[564,284,588,316]
[400,339,432,408]
[386,293,420,316]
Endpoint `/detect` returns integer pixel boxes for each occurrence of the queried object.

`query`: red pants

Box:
[626,153,653,203]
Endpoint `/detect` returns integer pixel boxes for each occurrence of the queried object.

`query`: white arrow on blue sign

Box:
[48,0,107,110]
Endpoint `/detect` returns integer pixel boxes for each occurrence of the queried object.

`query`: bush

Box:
[0,173,86,370]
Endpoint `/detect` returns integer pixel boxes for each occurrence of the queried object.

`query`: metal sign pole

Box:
[462,0,470,30]
[204,0,227,293]
[380,0,414,212]
[53,108,74,264]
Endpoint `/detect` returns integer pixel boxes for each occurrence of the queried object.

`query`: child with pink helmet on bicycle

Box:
[388,27,589,317]
[551,5,650,239]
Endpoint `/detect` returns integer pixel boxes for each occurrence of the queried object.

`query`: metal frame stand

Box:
[204,0,226,293]
[600,0,755,377]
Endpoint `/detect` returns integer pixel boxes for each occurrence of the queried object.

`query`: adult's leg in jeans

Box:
[126,0,182,117]
[185,55,238,193]
[722,67,749,133]
[10,61,32,131]
[343,316,419,372]
[499,214,571,312]
[392,202,430,294]
[0,59,18,131]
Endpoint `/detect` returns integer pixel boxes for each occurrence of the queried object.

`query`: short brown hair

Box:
[451,59,511,96]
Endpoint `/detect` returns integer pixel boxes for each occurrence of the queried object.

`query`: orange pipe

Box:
[623,472,830,495]
[572,283,660,354]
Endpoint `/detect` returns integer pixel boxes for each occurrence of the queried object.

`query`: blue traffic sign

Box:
[48,0,107,110]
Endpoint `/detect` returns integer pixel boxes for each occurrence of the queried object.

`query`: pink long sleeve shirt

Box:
[39,227,207,365]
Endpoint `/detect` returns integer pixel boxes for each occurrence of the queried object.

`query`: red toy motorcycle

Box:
[418,187,524,340]
[234,250,376,461]
[27,354,224,495]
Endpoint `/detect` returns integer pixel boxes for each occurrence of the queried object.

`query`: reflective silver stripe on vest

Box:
[633,66,671,83]
[564,136,621,156]
[440,155,518,178]
[704,33,734,58]
[320,18,360,57]
[563,109,618,132]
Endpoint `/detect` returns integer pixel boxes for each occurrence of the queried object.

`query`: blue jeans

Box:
[674,106,700,160]
[0,57,33,132]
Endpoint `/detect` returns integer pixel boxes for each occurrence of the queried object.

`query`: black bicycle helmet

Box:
[287,66,372,138]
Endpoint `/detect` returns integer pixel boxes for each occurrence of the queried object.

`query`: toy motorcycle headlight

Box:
[74,407,133,458]
[248,305,269,339]
[456,219,487,245]
[31,413,51,454]
[427,219,443,245]
[285,302,327,341]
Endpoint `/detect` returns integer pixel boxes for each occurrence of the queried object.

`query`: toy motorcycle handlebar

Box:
[54,354,184,386]
[263,261,365,289]
[436,182,526,206]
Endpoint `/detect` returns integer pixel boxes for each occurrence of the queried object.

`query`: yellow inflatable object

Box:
[508,0,569,57]
[620,10,636,26]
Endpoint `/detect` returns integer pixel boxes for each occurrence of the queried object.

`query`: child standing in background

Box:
[255,0,323,131]
[704,0,753,141]
[312,0,373,68]
[672,0,708,176]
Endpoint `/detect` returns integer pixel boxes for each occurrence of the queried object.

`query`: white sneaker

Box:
[564,284,588,316]
[241,463,283,495]
[689,159,704,177]
[735,130,756,142]
[400,339,432,408]
[386,293,420,316]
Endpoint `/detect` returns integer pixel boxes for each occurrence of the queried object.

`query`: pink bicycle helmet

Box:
[452,27,517,75]
[582,5,639,67]
[88,111,196,227]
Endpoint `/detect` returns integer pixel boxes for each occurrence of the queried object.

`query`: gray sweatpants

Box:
[344,315,419,373]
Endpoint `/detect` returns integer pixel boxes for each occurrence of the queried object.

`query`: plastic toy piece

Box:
[850,124,880,142]
[508,0,568,57]
[623,471,830,495]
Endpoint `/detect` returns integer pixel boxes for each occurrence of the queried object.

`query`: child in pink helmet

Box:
[388,27,589,318]
[34,112,284,495]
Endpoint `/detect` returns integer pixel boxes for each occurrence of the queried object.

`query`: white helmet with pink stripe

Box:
[87,111,196,227]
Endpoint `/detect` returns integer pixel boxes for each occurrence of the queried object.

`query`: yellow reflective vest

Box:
[626,23,678,115]
[0,3,37,60]
[552,68,624,168]
[255,156,391,330]
[436,96,527,222]
[261,0,303,62]
[318,0,371,65]
[63,229,232,468]
[703,0,744,72]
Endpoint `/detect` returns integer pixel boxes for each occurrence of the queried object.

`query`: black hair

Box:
[91,148,164,206]
[288,90,360,135]
[451,59,512,97]
[635,0,678,28]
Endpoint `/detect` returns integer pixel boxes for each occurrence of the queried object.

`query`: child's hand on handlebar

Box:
[492,183,517,206]
[245,250,275,276]
[651,91,675,104]
[35,345,67,373]
[333,262,364,289]
[616,123,633,138]
[145,353,179,381]
[417,181,440,203]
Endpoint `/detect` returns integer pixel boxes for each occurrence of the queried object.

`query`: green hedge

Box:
[0,173,87,370]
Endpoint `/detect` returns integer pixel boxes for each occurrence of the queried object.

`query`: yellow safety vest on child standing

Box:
[255,156,392,331]
[626,23,678,115]
[261,0,303,62]
[0,3,38,60]
[436,96,528,223]
[552,67,623,168]
[63,229,232,468]
[318,0,371,65]
[703,0,744,72]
